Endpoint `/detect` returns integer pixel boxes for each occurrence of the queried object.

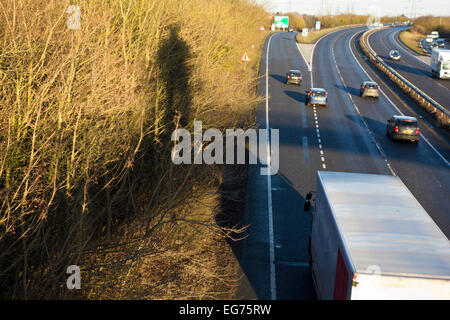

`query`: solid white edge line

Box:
[356,31,450,168]
[265,33,277,301]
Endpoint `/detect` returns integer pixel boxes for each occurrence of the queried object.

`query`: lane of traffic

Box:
[241,31,318,300]
[311,27,392,176]
[266,31,319,299]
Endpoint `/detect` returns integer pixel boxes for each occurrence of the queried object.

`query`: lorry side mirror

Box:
[304,201,311,212]
[306,192,313,200]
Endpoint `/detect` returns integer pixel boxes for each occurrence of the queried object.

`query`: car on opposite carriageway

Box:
[389,49,401,60]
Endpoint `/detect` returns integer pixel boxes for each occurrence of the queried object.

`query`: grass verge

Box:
[398,29,428,56]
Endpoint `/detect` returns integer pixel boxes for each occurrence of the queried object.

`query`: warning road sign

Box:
[241,51,250,62]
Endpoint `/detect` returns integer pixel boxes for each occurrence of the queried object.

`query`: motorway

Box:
[237,26,450,300]
[367,26,450,110]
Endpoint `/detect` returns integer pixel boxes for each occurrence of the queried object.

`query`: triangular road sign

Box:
[241,51,250,62]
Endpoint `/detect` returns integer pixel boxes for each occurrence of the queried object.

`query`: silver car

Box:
[389,50,401,60]
[360,81,380,98]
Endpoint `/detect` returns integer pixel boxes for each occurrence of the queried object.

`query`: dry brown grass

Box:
[399,29,428,55]
[413,16,450,38]
[0,0,269,299]
[80,168,245,300]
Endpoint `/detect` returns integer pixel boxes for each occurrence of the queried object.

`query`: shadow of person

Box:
[153,24,192,145]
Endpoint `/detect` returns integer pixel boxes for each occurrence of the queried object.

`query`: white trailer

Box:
[309,171,450,300]
[431,49,450,79]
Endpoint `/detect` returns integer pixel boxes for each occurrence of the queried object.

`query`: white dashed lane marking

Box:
[312,106,327,169]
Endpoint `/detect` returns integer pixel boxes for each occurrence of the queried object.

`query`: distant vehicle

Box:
[305,88,328,107]
[286,69,302,85]
[431,49,450,79]
[307,170,450,300]
[431,31,439,39]
[431,40,439,50]
[436,38,446,48]
[288,26,294,32]
[359,81,379,98]
[425,35,434,43]
[386,115,420,143]
[389,49,401,60]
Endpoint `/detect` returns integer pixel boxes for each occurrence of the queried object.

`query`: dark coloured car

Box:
[386,115,420,143]
[306,88,328,107]
[286,69,302,85]
[360,81,380,98]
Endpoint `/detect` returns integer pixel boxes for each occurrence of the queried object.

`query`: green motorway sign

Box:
[274,16,289,29]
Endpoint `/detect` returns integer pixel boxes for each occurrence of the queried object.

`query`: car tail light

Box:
[394,126,398,133]
[352,274,359,287]
[416,128,420,134]
[287,75,290,79]
[325,92,328,99]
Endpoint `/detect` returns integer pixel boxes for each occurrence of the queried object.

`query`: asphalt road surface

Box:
[237,27,450,300]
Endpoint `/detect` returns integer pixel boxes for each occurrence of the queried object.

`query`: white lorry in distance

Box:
[306,171,450,300]
[431,49,450,79]
[431,31,439,39]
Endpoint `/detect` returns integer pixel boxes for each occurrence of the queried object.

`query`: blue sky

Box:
[255,0,450,17]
